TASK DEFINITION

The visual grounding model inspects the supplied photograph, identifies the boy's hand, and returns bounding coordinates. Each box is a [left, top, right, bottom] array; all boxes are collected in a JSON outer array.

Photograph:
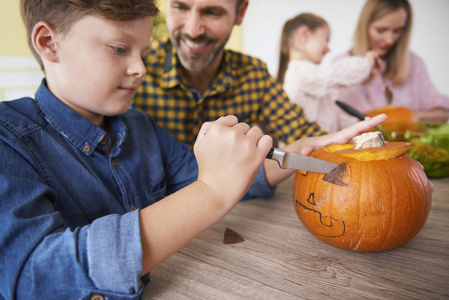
[[193, 115, 272, 205]]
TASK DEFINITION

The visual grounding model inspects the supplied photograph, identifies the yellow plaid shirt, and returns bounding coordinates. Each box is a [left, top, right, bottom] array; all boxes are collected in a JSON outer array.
[[133, 38, 325, 148]]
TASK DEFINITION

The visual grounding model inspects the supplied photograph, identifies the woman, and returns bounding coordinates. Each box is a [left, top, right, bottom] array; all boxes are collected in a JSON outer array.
[[338, 0, 449, 122]]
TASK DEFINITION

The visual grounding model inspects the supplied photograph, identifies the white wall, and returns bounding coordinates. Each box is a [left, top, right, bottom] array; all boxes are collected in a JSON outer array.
[[242, 0, 449, 96]]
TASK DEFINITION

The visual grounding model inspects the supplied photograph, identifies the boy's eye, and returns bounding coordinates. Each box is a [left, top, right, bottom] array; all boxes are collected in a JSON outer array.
[[112, 46, 127, 55]]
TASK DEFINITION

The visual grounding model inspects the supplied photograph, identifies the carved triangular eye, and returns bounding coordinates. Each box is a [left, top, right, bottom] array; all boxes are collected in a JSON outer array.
[[322, 162, 348, 187], [223, 227, 244, 244]]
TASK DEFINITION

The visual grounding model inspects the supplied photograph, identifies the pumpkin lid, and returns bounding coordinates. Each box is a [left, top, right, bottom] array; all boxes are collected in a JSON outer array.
[[323, 142, 411, 161]]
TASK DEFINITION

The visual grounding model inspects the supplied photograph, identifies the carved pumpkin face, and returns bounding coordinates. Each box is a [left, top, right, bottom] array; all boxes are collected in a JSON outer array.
[[293, 142, 432, 252]]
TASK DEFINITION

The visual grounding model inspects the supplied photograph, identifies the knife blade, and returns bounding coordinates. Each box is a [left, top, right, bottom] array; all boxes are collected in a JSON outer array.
[[266, 147, 339, 174]]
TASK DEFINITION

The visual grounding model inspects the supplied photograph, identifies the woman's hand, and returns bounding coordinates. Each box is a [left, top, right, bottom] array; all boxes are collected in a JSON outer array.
[[413, 107, 449, 123]]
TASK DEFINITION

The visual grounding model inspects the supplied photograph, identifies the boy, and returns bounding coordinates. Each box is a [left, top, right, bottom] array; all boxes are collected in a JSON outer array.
[[1, 0, 385, 298], [0, 0, 273, 298]]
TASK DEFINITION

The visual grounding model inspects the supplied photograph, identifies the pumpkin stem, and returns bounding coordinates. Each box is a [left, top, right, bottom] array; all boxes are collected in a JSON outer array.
[[352, 132, 385, 150]]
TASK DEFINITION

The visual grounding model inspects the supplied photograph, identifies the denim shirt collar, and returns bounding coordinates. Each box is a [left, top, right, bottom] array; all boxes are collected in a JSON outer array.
[[35, 80, 126, 156]]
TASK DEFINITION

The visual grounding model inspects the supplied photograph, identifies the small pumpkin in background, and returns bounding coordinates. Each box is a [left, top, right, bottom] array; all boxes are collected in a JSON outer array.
[[293, 133, 432, 252], [366, 106, 415, 126]]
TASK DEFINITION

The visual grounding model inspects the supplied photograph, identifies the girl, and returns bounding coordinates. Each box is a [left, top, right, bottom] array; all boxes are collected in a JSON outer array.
[[338, 0, 449, 122], [277, 13, 380, 132]]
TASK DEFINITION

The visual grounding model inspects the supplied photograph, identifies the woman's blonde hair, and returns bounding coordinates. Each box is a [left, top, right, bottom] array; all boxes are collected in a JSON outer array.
[[277, 13, 328, 84], [352, 0, 413, 85]]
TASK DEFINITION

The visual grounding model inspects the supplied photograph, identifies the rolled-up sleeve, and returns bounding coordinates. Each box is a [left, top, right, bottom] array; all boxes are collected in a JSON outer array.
[[87, 211, 143, 294]]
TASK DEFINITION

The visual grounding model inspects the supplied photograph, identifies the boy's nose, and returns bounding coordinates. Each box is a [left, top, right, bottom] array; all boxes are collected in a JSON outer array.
[[129, 56, 147, 77]]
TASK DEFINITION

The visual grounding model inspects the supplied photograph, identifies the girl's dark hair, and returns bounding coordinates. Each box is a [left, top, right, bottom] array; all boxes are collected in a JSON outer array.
[[21, 0, 159, 70], [277, 13, 328, 84]]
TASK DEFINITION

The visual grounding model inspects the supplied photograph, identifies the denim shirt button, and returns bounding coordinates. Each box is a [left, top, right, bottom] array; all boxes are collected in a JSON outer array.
[[100, 137, 107, 145], [83, 145, 91, 152], [111, 160, 118, 167], [90, 295, 104, 300], [130, 205, 137, 211]]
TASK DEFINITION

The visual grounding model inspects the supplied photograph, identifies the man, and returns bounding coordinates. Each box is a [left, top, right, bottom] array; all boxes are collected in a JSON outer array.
[[132, 0, 387, 188], [133, 0, 325, 149]]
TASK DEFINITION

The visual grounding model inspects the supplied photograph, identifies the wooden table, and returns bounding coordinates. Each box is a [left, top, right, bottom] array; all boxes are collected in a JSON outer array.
[[143, 175, 449, 299]]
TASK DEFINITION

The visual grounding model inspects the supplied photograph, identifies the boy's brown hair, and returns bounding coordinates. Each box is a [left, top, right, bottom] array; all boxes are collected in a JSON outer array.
[[21, 0, 159, 71]]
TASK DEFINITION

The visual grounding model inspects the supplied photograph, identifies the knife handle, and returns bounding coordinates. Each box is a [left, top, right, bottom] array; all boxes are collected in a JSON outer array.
[[335, 100, 369, 121], [266, 147, 275, 159], [266, 147, 285, 168]]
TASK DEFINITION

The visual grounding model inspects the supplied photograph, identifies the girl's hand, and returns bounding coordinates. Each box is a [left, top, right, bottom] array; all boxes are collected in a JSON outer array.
[[193, 115, 273, 205], [364, 50, 384, 76]]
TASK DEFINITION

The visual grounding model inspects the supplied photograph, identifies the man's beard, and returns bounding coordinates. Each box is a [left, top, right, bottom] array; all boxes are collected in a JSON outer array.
[[172, 32, 230, 71]]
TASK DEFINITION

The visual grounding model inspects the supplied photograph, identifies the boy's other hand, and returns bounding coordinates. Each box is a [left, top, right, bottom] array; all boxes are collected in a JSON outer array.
[[194, 115, 272, 205]]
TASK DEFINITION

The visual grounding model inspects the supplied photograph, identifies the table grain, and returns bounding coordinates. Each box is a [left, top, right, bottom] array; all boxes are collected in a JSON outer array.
[[143, 175, 449, 299]]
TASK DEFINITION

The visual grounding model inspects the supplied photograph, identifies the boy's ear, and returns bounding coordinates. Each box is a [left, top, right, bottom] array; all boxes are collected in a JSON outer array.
[[32, 21, 59, 63]]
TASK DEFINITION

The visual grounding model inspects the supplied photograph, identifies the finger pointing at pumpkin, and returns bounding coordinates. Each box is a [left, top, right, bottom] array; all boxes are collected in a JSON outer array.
[[263, 114, 388, 187], [328, 114, 388, 145]]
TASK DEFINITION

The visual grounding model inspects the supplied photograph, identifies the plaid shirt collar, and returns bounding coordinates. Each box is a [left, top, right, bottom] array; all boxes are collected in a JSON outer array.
[[160, 40, 233, 97]]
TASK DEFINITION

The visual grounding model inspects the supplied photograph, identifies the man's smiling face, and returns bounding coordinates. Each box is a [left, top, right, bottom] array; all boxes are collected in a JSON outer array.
[[166, 0, 243, 72]]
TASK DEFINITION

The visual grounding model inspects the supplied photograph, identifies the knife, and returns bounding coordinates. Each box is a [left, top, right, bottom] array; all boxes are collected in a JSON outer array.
[[335, 100, 369, 121], [335, 100, 385, 132], [266, 147, 338, 174]]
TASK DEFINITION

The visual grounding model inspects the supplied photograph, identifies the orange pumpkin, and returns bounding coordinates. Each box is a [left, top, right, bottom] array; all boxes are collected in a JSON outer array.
[[293, 142, 432, 252], [366, 106, 414, 124]]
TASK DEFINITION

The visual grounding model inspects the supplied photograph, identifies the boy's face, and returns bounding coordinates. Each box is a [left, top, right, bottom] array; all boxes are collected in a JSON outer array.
[[46, 15, 153, 127]]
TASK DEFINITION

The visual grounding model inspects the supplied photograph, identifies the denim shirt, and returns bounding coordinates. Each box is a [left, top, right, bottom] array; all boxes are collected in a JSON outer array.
[[0, 82, 274, 299]]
